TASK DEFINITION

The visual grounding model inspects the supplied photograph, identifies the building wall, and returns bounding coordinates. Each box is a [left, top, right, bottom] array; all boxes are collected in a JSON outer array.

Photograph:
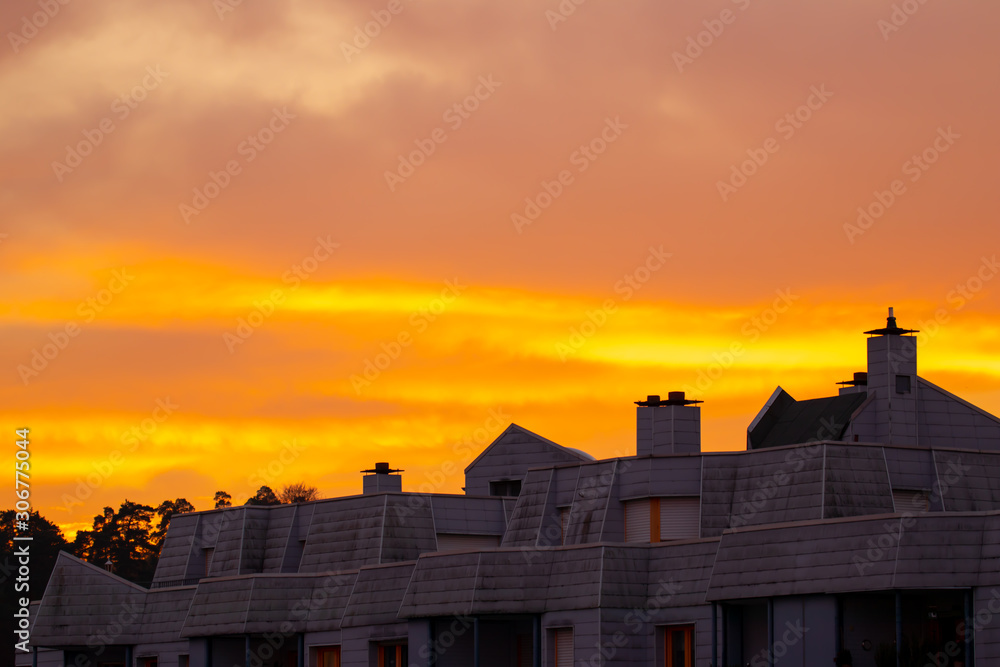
[[464, 427, 587, 497], [974, 586, 1000, 665]]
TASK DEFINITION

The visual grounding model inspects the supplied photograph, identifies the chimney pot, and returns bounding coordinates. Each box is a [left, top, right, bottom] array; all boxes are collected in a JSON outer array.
[[667, 391, 685, 402]]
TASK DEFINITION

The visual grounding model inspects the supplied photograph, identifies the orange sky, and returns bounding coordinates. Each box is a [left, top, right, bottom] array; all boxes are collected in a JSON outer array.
[[2, 0, 999, 539]]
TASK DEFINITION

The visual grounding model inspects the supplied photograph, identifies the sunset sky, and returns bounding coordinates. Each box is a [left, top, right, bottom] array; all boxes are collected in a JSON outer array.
[[2, 0, 999, 539]]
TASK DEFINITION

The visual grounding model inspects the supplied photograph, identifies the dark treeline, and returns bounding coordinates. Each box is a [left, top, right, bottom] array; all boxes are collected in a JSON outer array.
[[1, 482, 319, 595]]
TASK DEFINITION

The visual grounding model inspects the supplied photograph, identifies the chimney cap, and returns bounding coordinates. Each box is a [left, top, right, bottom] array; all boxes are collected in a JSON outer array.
[[635, 391, 703, 407], [361, 462, 403, 475], [836, 371, 869, 387], [864, 306, 918, 336]]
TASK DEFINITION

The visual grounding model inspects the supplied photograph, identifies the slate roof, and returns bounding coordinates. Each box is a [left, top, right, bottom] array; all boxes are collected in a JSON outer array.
[[563, 461, 618, 545], [138, 586, 197, 643], [180, 571, 359, 637], [706, 511, 1000, 600], [32, 552, 147, 646], [342, 562, 416, 628], [464, 423, 592, 473], [398, 540, 720, 619], [500, 469, 554, 547], [748, 389, 866, 449], [823, 444, 894, 518]]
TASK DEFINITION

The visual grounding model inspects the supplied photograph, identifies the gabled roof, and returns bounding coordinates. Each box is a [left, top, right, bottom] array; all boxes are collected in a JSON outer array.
[[464, 423, 592, 474], [748, 388, 866, 449], [32, 552, 147, 646]]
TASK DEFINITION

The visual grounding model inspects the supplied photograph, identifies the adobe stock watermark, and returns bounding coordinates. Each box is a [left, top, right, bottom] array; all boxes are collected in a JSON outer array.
[[223, 236, 339, 352], [555, 246, 671, 361], [682, 288, 798, 396], [384, 75, 502, 192], [17, 268, 134, 385], [511, 116, 628, 234], [852, 458, 970, 575], [727, 433, 825, 530], [340, 0, 416, 62], [350, 279, 467, 393], [7, 0, 71, 54], [213, 0, 244, 20], [716, 85, 833, 202], [746, 620, 809, 667], [544, 0, 591, 31], [59, 398, 178, 511], [51, 66, 169, 182], [925, 588, 1000, 667], [394, 407, 509, 521], [248, 439, 307, 488], [877, 0, 931, 41], [582, 577, 682, 665], [179, 107, 296, 223], [672, 0, 753, 73], [843, 126, 959, 244]]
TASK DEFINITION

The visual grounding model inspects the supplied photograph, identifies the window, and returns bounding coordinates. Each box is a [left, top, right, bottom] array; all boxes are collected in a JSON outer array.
[[204, 548, 214, 577], [489, 479, 522, 497], [660, 498, 700, 540], [178, 657, 189, 667], [664, 625, 694, 667], [435, 534, 500, 552], [625, 499, 652, 542], [896, 374, 912, 394], [552, 628, 573, 667], [893, 489, 930, 513], [627, 498, 700, 542], [139, 659, 157, 667], [316, 646, 340, 667], [378, 643, 407, 667]]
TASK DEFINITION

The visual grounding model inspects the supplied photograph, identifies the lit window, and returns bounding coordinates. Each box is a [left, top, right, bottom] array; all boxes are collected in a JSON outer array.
[[664, 625, 694, 667], [204, 548, 214, 577], [316, 646, 340, 667]]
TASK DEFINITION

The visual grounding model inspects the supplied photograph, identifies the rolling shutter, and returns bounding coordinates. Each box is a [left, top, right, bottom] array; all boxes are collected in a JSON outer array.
[[892, 489, 929, 513], [436, 533, 500, 552], [625, 500, 651, 542], [554, 628, 573, 667], [660, 497, 700, 540]]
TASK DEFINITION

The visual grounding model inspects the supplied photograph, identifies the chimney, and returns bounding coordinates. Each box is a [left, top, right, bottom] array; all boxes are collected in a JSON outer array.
[[836, 371, 868, 395], [636, 391, 702, 455], [864, 307, 920, 445], [361, 462, 403, 494]]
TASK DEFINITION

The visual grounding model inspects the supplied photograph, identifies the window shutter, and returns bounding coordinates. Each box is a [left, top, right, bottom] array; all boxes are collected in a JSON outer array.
[[625, 500, 651, 542], [892, 489, 929, 513], [436, 534, 501, 552], [660, 497, 701, 540], [555, 628, 573, 667]]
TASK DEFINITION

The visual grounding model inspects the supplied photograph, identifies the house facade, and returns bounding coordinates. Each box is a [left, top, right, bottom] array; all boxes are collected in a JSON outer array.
[[19, 310, 1000, 667]]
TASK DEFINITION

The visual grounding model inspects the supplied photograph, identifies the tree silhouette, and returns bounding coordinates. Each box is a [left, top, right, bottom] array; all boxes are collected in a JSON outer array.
[[72, 500, 157, 584], [0, 510, 69, 660], [0, 510, 68, 599], [245, 485, 280, 506], [152, 498, 195, 549], [213, 490, 232, 508], [278, 482, 320, 504]]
